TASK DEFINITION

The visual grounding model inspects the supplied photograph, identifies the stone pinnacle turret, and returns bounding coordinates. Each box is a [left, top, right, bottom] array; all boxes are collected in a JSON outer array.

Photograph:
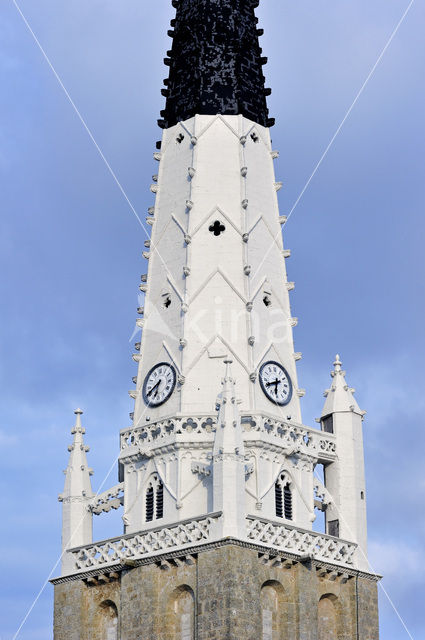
[[212, 359, 246, 538], [58, 409, 94, 572], [322, 354, 364, 417], [320, 356, 369, 569]]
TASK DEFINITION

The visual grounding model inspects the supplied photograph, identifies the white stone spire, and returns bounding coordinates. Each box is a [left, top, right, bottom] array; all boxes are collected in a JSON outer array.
[[131, 114, 302, 426], [58, 409, 93, 573], [212, 360, 246, 538], [320, 357, 369, 570]]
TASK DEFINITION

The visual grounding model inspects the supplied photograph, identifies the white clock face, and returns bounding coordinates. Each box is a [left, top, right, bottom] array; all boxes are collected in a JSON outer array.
[[259, 361, 293, 406], [142, 363, 176, 407]]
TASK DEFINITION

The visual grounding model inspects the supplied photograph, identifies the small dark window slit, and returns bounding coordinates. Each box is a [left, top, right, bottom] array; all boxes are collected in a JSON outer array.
[[263, 295, 272, 307], [284, 483, 293, 520], [146, 486, 154, 522], [209, 220, 226, 236], [275, 483, 283, 518], [156, 483, 164, 519]]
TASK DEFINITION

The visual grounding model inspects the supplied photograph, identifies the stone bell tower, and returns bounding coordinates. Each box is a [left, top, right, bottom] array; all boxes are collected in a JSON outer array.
[[52, 2, 380, 639]]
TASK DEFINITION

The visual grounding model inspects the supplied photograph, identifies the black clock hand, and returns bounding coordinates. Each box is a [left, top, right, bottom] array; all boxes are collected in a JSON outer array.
[[147, 381, 161, 397], [266, 378, 280, 390]]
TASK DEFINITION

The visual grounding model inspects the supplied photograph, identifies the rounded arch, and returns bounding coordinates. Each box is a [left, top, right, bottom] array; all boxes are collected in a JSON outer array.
[[318, 594, 342, 640], [260, 581, 286, 640], [166, 585, 195, 640], [93, 600, 118, 640]]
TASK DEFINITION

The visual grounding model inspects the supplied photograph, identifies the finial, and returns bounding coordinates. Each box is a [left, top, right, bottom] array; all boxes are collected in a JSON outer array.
[[224, 359, 233, 380], [333, 354, 342, 372], [72, 408, 84, 435]]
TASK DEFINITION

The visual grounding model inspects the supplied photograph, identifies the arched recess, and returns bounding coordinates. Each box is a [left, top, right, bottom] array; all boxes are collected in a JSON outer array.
[[260, 580, 286, 640], [166, 585, 195, 640], [93, 600, 118, 640], [318, 594, 341, 640]]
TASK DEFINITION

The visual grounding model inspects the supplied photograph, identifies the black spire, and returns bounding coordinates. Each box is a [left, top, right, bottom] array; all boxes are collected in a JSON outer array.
[[158, 0, 274, 129]]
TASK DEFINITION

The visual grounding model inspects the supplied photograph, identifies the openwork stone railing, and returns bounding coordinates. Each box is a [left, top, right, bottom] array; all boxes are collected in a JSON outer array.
[[246, 516, 357, 566], [120, 413, 336, 461], [70, 512, 221, 572], [68, 513, 357, 575], [120, 415, 217, 449], [241, 413, 336, 459]]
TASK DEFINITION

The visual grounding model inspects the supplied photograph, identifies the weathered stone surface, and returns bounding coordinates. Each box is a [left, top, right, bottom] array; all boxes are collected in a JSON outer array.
[[53, 544, 379, 639], [159, 0, 274, 129]]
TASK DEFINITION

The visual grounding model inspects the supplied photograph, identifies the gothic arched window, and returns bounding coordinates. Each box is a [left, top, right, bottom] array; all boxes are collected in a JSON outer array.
[[275, 473, 293, 520], [145, 474, 164, 523]]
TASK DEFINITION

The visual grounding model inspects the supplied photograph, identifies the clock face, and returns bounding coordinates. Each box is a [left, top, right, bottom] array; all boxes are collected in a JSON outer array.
[[259, 361, 293, 406], [142, 362, 176, 407]]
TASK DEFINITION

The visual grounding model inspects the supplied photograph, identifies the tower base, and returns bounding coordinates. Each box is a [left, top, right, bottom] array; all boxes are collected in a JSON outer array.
[[53, 541, 379, 639]]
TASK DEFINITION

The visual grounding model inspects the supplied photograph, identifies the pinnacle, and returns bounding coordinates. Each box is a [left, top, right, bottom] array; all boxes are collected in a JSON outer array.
[[71, 407, 85, 436], [214, 360, 244, 455], [223, 358, 233, 381], [321, 355, 363, 417], [333, 354, 342, 372], [62, 409, 93, 501]]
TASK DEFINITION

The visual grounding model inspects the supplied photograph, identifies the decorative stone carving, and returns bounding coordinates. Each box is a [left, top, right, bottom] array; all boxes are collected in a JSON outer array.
[[191, 461, 211, 477], [71, 513, 222, 571], [90, 484, 124, 515], [246, 517, 357, 566]]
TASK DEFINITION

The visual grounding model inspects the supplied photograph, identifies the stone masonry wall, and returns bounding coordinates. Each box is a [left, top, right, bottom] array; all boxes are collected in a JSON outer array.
[[53, 544, 379, 639]]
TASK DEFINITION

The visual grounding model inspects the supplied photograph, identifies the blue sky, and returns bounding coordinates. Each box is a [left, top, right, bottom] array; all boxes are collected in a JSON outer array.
[[0, 0, 424, 638]]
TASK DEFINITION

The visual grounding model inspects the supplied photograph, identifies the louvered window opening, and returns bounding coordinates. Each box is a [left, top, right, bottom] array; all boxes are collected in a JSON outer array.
[[146, 486, 154, 522], [275, 483, 283, 518], [284, 483, 293, 520], [156, 483, 164, 519], [275, 478, 293, 521], [146, 480, 164, 523]]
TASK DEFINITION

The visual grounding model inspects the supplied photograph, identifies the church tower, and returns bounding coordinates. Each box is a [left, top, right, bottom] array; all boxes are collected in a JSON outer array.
[[52, 2, 380, 638]]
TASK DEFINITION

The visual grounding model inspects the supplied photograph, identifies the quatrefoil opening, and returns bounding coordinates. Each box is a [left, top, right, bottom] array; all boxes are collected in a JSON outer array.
[[209, 220, 226, 237]]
